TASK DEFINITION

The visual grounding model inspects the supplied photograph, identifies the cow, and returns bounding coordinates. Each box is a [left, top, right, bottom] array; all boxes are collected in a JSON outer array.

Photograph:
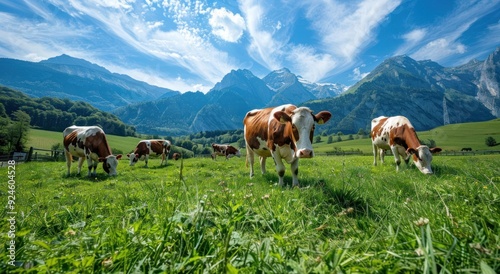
[[461, 147, 472, 152], [211, 143, 241, 160], [371, 116, 442, 174], [63, 125, 122, 177], [127, 140, 171, 167], [243, 104, 332, 187], [172, 152, 181, 160]]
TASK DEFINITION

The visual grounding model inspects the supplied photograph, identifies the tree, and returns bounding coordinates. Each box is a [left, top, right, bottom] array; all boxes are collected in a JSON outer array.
[[315, 136, 322, 143], [485, 136, 497, 147], [327, 135, 333, 144], [8, 110, 31, 151]]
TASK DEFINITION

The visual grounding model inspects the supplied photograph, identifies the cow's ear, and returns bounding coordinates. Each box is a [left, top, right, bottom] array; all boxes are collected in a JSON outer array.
[[135, 153, 139, 158], [430, 147, 442, 154], [126, 153, 131, 157], [314, 111, 332, 124], [274, 111, 291, 124], [116, 154, 123, 160], [406, 148, 417, 155]]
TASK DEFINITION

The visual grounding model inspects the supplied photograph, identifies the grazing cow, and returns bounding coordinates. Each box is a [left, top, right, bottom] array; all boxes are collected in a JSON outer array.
[[172, 153, 181, 160], [211, 143, 241, 160], [63, 125, 122, 176], [461, 147, 472, 152], [127, 140, 171, 167], [371, 116, 442, 174], [243, 104, 332, 186]]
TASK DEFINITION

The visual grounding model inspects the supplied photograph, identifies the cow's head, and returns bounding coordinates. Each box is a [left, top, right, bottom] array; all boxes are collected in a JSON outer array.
[[126, 153, 140, 166], [99, 154, 122, 176], [407, 146, 442, 174], [274, 107, 331, 158]]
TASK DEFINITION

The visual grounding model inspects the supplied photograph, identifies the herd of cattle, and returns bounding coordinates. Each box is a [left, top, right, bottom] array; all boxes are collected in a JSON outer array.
[[63, 104, 442, 185]]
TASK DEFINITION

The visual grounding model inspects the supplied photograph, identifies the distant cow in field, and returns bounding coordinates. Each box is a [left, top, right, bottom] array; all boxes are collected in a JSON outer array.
[[63, 125, 122, 176], [127, 140, 171, 167], [371, 116, 442, 174], [172, 153, 181, 160], [244, 104, 331, 186], [461, 147, 472, 151], [211, 143, 241, 160]]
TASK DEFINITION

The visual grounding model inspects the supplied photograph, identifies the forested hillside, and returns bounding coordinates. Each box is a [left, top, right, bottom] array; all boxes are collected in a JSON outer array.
[[0, 86, 136, 136]]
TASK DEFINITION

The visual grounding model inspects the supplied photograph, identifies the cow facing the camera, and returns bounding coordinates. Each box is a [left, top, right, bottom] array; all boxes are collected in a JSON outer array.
[[244, 104, 332, 187]]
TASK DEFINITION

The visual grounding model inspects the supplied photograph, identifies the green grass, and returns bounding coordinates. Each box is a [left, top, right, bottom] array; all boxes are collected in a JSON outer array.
[[27, 129, 144, 154], [28, 119, 500, 156], [1, 154, 499, 273], [316, 118, 500, 154]]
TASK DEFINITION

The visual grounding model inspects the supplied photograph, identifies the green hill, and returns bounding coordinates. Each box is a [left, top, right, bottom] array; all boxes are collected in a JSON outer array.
[[28, 119, 500, 157], [314, 118, 500, 154]]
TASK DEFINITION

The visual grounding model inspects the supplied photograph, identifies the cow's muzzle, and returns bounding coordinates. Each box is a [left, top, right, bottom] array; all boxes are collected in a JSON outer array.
[[297, 149, 313, 158]]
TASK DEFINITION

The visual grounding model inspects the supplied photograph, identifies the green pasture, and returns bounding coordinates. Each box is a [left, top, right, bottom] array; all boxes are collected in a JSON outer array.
[[316, 119, 500, 154], [27, 130, 144, 155], [26, 118, 500, 156], [1, 153, 499, 272]]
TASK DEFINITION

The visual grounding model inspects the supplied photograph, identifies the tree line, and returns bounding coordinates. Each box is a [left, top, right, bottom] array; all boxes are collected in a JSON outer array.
[[0, 86, 136, 135]]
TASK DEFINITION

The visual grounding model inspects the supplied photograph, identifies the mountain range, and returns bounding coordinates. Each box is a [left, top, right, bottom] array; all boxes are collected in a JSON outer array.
[[0, 54, 179, 111], [0, 47, 499, 136]]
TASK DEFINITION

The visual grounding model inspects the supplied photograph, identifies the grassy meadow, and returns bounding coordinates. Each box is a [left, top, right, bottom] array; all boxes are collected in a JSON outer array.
[[26, 118, 500, 155], [1, 152, 499, 273], [1, 119, 498, 272]]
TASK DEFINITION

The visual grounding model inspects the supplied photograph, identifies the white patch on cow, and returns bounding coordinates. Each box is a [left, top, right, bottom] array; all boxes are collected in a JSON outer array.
[[290, 107, 315, 158], [253, 136, 271, 157]]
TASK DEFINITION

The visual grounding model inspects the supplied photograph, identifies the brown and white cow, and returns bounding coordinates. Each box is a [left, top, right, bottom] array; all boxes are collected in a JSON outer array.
[[63, 125, 122, 177], [371, 116, 442, 174], [244, 104, 331, 186], [127, 140, 171, 167], [211, 143, 241, 160], [172, 152, 181, 160]]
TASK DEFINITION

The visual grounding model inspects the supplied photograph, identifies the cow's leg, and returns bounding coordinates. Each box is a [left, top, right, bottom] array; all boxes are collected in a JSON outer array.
[[259, 156, 267, 174], [65, 151, 72, 176], [144, 154, 149, 168], [92, 159, 98, 176], [402, 148, 411, 165], [160, 152, 165, 166], [272, 153, 286, 186], [86, 155, 94, 177], [291, 158, 299, 187], [372, 145, 379, 166], [246, 147, 255, 177], [391, 146, 401, 171], [77, 157, 84, 175], [380, 149, 385, 163]]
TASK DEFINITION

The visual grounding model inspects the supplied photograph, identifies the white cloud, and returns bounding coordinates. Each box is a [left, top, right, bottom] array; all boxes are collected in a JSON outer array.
[[239, 0, 284, 70], [401, 0, 500, 64], [308, 0, 402, 61], [239, 0, 402, 82], [286, 45, 336, 82], [352, 66, 369, 81], [209, 7, 246, 42], [412, 38, 467, 61], [403, 29, 426, 43]]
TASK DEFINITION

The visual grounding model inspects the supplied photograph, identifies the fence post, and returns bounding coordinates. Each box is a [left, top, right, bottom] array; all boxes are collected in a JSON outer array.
[[26, 147, 34, 162]]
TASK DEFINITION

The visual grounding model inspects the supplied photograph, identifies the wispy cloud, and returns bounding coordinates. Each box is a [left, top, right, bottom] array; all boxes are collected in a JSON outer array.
[[398, 0, 500, 64], [240, 0, 401, 82]]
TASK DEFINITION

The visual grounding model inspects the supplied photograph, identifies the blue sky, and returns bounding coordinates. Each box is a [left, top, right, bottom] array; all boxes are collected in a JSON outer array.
[[0, 0, 499, 93]]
